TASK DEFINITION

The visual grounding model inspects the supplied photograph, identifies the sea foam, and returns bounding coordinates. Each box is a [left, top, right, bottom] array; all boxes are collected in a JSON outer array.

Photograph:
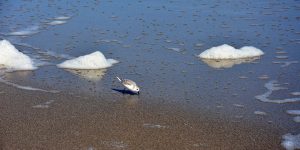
[[47, 16, 70, 26], [255, 80, 300, 104], [198, 44, 264, 59], [54, 16, 71, 20], [282, 133, 300, 150], [57, 51, 118, 69], [286, 110, 300, 115], [0, 78, 58, 93], [32, 100, 55, 108], [0, 40, 36, 70], [47, 20, 67, 26], [143, 123, 167, 129], [8, 25, 39, 36]]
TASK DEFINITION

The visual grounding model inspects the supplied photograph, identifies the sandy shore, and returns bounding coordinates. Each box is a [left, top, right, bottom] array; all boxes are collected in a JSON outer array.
[[0, 83, 284, 150], [1, 0, 300, 149]]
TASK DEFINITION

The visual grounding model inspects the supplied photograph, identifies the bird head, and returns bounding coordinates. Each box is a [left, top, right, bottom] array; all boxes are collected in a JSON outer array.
[[133, 86, 140, 93]]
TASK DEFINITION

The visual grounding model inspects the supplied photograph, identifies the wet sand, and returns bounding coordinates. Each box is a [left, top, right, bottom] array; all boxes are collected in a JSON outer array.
[[0, 83, 284, 149]]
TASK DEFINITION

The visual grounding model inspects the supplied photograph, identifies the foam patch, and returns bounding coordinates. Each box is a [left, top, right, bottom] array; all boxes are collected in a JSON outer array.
[[8, 25, 39, 36], [57, 51, 118, 69], [282, 133, 300, 150], [255, 80, 300, 104], [199, 44, 264, 59], [0, 40, 36, 70]]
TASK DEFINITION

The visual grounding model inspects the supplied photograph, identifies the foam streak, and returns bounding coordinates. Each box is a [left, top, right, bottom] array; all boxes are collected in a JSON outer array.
[[255, 80, 300, 104]]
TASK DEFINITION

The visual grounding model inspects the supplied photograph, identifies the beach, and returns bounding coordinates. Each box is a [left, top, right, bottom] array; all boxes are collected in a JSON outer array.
[[0, 0, 299, 149], [0, 83, 284, 149]]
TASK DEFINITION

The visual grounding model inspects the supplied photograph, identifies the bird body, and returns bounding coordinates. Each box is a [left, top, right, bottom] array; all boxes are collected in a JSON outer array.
[[116, 77, 140, 94]]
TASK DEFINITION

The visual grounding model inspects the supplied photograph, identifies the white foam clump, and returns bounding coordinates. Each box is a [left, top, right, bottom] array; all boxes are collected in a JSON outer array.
[[198, 44, 264, 59], [255, 80, 300, 104], [0, 40, 36, 70], [57, 51, 118, 69], [282, 133, 300, 150]]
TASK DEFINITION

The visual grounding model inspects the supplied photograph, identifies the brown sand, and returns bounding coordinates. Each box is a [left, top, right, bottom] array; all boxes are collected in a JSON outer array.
[[0, 83, 283, 150]]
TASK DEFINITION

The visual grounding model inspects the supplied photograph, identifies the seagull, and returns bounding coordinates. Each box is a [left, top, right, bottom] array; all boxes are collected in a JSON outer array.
[[116, 76, 140, 94]]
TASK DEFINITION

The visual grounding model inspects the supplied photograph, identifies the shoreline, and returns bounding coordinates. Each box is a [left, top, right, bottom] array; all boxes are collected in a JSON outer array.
[[0, 83, 285, 149]]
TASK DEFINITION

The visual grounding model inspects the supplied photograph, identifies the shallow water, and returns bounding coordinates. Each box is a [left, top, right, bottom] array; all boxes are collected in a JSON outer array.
[[0, 0, 300, 149]]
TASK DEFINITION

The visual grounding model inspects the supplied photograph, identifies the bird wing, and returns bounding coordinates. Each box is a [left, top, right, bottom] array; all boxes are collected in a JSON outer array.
[[124, 84, 135, 91], [123, 79, 137, 86]]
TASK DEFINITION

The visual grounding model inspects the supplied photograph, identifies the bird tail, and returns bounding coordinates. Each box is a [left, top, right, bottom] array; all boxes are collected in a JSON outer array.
[[116, 76, 122, 82]]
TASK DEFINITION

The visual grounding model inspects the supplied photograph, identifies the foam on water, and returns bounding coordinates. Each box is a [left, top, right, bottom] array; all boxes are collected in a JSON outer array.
[[12, 42, 72, 61], [281, 133, 300, 150], [280, 61, 299, 67], [286, 110, 300, 115], [101, 141, 128, 149], [255, 80, 300, 104], [0, 40, 36, 71], [198, 44, 264, 59], [0, 78, 58, 93], [293, 116, 300, 123], [254, 111, 267, 116], [233, 104, 244, 108], [291, 92, 300, 96], [286, 110, 300, 123], [258, 75, 269, 80], [32, 100, 54, 109], [167, 47, 181, 52], [32, 104, 49, 109], [54, 16, 71, 20], [143, 123, 167, 129], [8, 25, 39, 36], [47, 20, 67, 26], [57, 51, 118, 69]]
